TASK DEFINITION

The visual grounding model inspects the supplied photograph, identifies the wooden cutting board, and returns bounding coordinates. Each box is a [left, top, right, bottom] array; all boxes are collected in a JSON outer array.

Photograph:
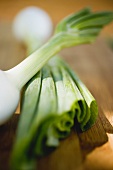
[[0, 22, 113, 170]]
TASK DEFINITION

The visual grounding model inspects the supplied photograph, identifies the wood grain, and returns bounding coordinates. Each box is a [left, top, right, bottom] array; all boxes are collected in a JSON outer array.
[[0, 23, 113, 170]]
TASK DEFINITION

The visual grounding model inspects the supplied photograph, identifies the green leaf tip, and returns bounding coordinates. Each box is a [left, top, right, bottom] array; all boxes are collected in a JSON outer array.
[[55, 8, 113, 47]]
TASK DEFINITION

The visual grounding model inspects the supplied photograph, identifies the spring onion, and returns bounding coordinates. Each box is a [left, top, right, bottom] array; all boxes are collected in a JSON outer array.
[[0, 8, 113, 124], [12, 6, 53, 53], [9, 7, 113, 170]]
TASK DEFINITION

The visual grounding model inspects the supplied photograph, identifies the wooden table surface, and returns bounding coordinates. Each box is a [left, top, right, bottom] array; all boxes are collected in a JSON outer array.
[[0, 20, 113, 170]]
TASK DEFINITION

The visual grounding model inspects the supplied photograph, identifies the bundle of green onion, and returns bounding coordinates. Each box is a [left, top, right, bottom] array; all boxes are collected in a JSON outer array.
[[10, 8, 113, 169]]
